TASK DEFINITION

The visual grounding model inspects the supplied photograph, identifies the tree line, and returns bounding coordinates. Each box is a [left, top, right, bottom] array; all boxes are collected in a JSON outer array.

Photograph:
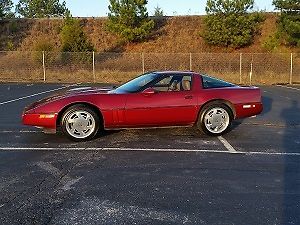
[[0, 0, 299, 50]]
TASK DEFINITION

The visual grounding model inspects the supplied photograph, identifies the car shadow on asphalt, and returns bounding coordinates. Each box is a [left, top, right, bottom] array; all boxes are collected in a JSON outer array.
[[281, 100, 300, 224], [261, 96, 273, 116]]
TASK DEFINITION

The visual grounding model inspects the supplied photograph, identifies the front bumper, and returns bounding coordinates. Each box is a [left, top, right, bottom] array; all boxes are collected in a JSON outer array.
[[22, 113, 58, 129]]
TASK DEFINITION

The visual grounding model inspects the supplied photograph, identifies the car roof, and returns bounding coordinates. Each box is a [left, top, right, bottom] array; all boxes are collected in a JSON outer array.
[[153, 71, 197, 76]]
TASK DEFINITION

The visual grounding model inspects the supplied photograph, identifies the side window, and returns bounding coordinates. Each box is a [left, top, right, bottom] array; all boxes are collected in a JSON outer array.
[[152, 75, 192, 92], [181, 76, 192, 91], [153, 76, 173, 92], [202, 75, 235, 89]]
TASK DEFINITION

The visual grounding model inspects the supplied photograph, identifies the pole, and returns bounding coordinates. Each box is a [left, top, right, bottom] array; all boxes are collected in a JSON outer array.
[[239, 53, 242, 84], [290, 53, 293, 85], [93, 51, 95, 83], [42, 51, 46, 82], [250, 54, 253, 86], [142, 52, 145, 73], [190, 53, 192, 71]]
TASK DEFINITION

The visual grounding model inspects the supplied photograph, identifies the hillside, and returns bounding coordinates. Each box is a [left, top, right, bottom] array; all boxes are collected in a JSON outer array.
[[0, 14, 298, 53]]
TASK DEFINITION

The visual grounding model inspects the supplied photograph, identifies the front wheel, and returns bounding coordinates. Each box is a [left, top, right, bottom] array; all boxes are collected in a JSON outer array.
[[60, 105, 100, 141], [197, 104, 232, 136]]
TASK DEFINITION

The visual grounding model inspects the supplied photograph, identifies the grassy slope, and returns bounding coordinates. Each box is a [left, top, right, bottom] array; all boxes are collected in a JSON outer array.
[[0, 14, 297, 53]]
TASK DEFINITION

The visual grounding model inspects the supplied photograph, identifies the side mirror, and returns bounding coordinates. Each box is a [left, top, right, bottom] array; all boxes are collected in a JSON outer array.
[[142, 88, 157, 96]]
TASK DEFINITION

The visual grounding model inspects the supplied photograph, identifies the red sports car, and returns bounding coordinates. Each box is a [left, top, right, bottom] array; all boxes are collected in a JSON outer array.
[[22, 71, 263, 141]]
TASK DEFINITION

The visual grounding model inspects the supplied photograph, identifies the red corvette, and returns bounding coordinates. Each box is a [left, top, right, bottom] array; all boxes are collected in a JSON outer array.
[[22, 71, 263, 141]]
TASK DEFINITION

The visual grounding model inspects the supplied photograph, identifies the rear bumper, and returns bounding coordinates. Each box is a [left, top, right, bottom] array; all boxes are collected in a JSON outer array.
[[22, 113, 58, 129], [235, 102, 263, 119]]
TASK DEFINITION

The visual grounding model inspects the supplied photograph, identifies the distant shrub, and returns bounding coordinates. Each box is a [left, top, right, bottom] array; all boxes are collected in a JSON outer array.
[[60, 16, 95, 52], [273, 0, 300, 47], [0, 0, 14, 19], [6, 40, 14, 51], [8, 21, 18, 34], [153, 6, 164, 17], [278, 14, 300, 47], [34, 38, 54, 52], [32, 38, 55, 64], [262, 33, 281, 51], [106, 0, 155, 42], [16, 0, 69, 18], [203, 0, 265, 48]]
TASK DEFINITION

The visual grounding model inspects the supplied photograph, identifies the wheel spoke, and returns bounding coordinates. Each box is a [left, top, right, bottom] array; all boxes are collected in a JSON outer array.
[[85, 115, 92, 121], [70, 126, 77, 134], [86, 124, 93, 129], [207, 117, 213, 125], [68, 118, 77, 124], [220, 112, 227, 118], [76, 112, 83, 120]]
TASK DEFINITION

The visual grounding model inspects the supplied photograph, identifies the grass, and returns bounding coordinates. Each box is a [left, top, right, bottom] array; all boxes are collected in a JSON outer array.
[[0, 52, 299, 85]]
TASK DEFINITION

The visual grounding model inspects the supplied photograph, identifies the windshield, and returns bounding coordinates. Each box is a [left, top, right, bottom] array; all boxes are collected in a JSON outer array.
[[111, 73, 158, 93]]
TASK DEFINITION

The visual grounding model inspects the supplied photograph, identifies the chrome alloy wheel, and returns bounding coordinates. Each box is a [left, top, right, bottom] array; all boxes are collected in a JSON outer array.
[[65, 110, 96, 139], [204, 107, 230, 134]]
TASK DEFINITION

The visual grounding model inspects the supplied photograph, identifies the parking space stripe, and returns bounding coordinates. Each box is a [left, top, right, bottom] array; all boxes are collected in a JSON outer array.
[[277, 85, 300, 91], [0, 147, 300, 156], [217, 136, 237, 153], [0, 147, 225, 153], [0, 85, 75, 106], [0, 130, 40, 133]]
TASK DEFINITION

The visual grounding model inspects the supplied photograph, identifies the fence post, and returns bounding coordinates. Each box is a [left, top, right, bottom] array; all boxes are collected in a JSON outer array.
[[142, 52, 145, 73], [239, 53, 242, 84], [42, 51, 46, 82], [93, 51, 95, 83], [290, 53, 293, 85], [190, 53, 192, 71], [250, 54, 253, 86]]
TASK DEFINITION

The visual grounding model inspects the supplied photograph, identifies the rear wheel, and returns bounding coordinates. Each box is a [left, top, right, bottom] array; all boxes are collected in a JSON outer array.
[[60, 105, 100, 141], [197, 103, 232, 136]]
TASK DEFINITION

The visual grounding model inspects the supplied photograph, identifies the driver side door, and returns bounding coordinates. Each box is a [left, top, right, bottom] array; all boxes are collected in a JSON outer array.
[[124, 74, 198, 127]]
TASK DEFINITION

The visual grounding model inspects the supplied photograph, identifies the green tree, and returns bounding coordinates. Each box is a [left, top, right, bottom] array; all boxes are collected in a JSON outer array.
[[107, 0, 155, 42], [16, 0, 69, 18], [273, 0, 300, 47], [60, 16, 95, 52], [203, 0, 264, 48], [153, 5, 164, 17], [0, 0, 14, 19]]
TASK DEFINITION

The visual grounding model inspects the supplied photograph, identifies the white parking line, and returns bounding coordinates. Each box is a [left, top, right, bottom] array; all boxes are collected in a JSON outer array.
[[277, 85, 300, 91], [0, 85, 75, 106], [0, 130, 40, 133], [0, 147, 300, 156], [217, 136, 237, 153], [1, 147, 225, 153]]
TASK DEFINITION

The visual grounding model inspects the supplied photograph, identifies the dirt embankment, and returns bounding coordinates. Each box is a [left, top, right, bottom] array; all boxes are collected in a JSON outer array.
[[0, 14, 297, 53]]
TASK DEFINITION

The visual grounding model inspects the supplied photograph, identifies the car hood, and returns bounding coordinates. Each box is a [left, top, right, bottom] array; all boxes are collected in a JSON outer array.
[[24, 86, 114, 112]]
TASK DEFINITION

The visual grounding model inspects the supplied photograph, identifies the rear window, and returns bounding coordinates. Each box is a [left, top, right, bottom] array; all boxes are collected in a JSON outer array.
[[202, 75, 235, 89]]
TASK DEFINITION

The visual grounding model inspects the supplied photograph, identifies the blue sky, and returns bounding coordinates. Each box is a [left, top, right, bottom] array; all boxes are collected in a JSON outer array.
[[12, 0, 275, 17]]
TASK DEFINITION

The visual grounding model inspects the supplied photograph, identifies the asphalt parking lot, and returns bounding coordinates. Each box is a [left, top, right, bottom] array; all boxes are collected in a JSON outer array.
[[0, 83, 299, 225]]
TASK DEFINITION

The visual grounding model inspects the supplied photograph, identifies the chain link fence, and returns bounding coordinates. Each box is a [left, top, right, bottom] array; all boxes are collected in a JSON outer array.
[[0, 51, 299, 84]]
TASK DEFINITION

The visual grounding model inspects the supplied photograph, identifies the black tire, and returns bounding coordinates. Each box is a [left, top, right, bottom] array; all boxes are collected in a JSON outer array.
[[60, 104, 100, 141], [197, 103, 233, 136]]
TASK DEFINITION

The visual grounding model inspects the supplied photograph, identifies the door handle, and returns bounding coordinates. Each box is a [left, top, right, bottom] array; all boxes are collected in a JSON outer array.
[[185, 95, 193, 99]]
